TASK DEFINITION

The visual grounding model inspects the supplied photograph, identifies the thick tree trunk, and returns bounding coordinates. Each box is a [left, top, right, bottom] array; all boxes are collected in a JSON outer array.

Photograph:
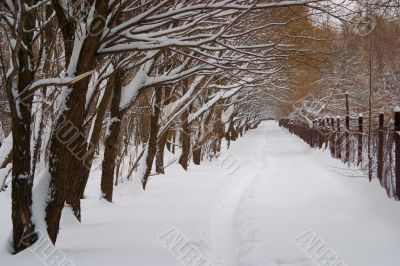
[[156, 87, 171, 174], [101, 72, 123, 202], [230, 120, 238, 141], [213, 111, 224, 155], [142, 89, 163, 189], [9, 5, 37, 253], [46, 82, 89, 242], [192, 147, 201, 165], [179, 109, 191, 170], [69, 74, 113, 206], [156, 130, 168, 174], [192, 117, 208, 165], [69, 13, 124, 206], [192, 133, 200, 165], [45, 0, 108, 243]]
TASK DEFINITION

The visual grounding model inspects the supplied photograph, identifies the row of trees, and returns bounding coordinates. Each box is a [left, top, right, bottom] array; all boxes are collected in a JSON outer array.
[[0, 0, 368, 254]]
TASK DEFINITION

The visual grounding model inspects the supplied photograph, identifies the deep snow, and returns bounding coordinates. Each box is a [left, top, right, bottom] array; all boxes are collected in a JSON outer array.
[[1, 121, 400, 266]]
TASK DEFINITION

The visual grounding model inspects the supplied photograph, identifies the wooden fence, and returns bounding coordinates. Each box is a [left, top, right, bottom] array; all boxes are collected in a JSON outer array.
[[279, 110, 400, 199]]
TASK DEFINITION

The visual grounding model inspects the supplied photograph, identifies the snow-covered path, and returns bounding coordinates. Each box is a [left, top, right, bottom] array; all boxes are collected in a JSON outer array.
[[232, 121, 400, 266], [2, 121, 400, 266]]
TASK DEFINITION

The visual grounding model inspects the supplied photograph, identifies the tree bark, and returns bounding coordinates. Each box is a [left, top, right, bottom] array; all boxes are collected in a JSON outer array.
[[156, 130, 168, 174], [8, 3, 37, 252], [224, 123, 231, 148], [212, 110, 224, 155], [101, 71, 123, 202], [192, 147, 201, 165], [45, 0, 108, 243], [179, 109, 191, 170], [69, 73, 113, 206], [142, 89, 163, 189], [156, 87, 172, 174], [230, 120, 238, 141]]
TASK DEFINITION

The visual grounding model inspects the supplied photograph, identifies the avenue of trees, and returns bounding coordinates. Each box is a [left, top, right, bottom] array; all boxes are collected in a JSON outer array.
[[0, 0, 398, 255]]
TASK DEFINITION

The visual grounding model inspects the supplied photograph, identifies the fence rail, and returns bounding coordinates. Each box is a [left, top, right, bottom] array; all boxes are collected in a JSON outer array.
[[279, 111, 400, 200]]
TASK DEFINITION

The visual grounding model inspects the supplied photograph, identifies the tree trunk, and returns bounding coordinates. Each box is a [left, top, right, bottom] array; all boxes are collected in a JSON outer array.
[[46, 82, 89, 242], [142, 89, 163, 189], [101, 71, 123, 202], [71, 74, 113, 204], [192, 147, 201, 165], [179, 109, 191, 170], [213, 111, 224, 155], [45, 0, 108, 243], [224, 124, 231, 148], [9, 5, 37, 253], [156, 130, 168, 174], [230, 120, 238, 141]]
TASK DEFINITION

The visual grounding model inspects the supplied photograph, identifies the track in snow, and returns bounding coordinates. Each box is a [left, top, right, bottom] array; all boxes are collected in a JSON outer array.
[[210, 121, 400, 266]]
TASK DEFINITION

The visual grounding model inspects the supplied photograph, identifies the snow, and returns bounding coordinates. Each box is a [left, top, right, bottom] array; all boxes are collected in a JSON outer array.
[[163, 75, 204, 120], [188, 87, 241, 124], [221, 105, 235, 124], [119, 52, 157, 110], [24, 77, 75, 93], [11, 87, 22, 119], [31, 168, 52, 233], [0, 135, 12, 167], [109, 117, 120, 124], [0, 164, 11, 191], [1, 121, 400, 266]]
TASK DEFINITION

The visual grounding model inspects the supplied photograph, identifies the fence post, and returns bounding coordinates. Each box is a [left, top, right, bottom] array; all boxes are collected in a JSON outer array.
[[358, 115, 363, 166], [320, 117, 324, 149], [317, 117, 322, 149], [394, 108, 400, 198], [344, 92, 350, 163], [377, 113, 384, 181], [345, 114, 350, 163], [328, 117, 331, 148], [323, 117, 328, 148], [336, 117, 341, 159]]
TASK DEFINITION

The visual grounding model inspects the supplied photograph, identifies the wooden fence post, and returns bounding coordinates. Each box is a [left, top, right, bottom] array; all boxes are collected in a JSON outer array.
[[331, 117, 335, 156], [394, 109, 400, 198], [377, 113, 384, 181], [358, 115, 363, 166], [337, 117, 341, 159], [317, 117, 322, 149], [345, 114, 350, 163]]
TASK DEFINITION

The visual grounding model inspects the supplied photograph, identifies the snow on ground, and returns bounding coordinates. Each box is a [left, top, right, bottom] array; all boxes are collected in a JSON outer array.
[[1, 121, 400, 266]]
